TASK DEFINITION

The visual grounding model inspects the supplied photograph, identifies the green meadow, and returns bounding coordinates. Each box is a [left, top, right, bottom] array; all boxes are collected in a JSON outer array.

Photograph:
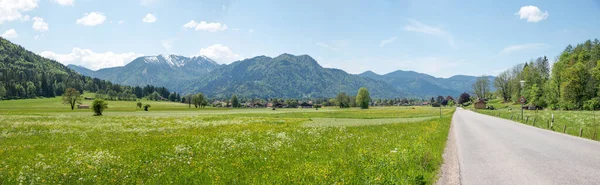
[[0, 96, 454, 184], [475, 100, 600, 140]]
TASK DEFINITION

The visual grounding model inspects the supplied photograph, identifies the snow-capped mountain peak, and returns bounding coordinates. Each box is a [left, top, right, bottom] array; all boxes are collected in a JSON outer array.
[[139, 54, 219, 69]]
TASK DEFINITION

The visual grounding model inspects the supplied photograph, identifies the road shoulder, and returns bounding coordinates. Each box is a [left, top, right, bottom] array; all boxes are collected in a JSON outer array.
[[436, 113, 460, 185]]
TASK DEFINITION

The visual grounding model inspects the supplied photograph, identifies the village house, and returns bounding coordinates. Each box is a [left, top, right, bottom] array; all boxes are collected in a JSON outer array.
[[299, 101, 313, 108]]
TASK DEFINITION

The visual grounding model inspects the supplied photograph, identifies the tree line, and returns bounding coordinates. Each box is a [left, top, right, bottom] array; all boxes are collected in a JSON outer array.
[[490, 39, 600, 110]]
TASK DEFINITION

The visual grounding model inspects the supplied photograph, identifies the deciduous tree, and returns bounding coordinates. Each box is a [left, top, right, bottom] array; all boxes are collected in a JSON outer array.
[[62, 88, 82, 110], [356, 87, 371, 109]]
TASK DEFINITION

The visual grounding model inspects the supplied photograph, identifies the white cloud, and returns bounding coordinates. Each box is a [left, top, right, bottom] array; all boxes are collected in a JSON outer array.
[[500, 43, 549, 55], [161, 38, 178, 53], [52, 0, 74, 6], [32, 16, 48, 32], [248, 29, 253, 33], [316, 40, 350, 51], [1, 29, 18, 38], [183, 20, 228, 32], [76, 12, 106, 26], [198, 44, 240, 64], [404, 19, 457, 49], [142, 13, 156, 23], [39, 48, 142, 70], [516, 5, 548, 22], [0, 0, 38, 24], [316, 42, 338, 51], [117, 20, 124, 24], [380, 36, 397, 47]]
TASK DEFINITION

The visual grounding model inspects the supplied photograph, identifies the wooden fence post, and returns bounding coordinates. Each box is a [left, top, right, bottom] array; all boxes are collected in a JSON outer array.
[[510, 115, 514, 120], [563, 125, 567, 133], [579, 128, 584, 137], [526, 116, 529, 124], [532, 118, 536, 126]]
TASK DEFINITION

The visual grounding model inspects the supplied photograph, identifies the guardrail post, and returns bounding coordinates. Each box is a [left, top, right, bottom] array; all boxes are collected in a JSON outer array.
[[526, 116, 529, 124], [563, 125, 567, 133], [532, 118, 536, 126], [579, 128, 584, 137]]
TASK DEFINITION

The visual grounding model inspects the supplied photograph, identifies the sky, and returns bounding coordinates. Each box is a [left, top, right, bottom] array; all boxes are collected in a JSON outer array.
[[1, 0, 600, 78]]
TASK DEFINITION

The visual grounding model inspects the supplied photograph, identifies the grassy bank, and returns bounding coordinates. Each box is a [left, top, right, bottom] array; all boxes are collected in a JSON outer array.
[[474, 100, 600, 140]]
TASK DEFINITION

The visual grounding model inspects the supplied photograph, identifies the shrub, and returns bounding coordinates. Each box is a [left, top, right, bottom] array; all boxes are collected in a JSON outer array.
[[144, 104, 151, 111], [92, 99, 108, 116], [137, 102, 143, 109]]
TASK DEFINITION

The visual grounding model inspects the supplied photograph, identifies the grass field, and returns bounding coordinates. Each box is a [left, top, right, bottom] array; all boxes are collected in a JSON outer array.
[[0, 96, 454, 184], [474, 99, 600, 140]]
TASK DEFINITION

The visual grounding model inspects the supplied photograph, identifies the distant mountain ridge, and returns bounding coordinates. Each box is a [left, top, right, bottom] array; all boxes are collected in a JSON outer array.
[[69, 53, 493, 98], [358, 70, 495, 98], [184, 54, 403, 98]]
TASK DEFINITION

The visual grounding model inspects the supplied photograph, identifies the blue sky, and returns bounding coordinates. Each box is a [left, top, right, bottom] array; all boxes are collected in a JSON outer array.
[[1, 0, 599, 77]]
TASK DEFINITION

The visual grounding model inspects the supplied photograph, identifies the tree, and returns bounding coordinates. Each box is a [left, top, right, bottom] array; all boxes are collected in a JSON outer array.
[[195, 93, 206, 108], [458, 92, 471, 105], [529, 84, 543, 106], [436, 96, 444, 104], [144, 104, 151, 111], [231, 95, 240, 108], [186, 94, 193, 108], [92, 99, 108, 116], [0, 84, 6, 100], [335, 92, 349, 108], [356, 87, 371, 109], [472, 76, 491, 99], [561, 62, 589, 109], [137, 102, 142, 109], [494, 71, 512, 102], [448, 99, 456, 107], [62, 88, 82, 110]]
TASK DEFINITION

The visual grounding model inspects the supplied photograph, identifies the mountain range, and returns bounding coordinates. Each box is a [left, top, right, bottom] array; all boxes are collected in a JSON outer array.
[[68, 53, 494, 98]]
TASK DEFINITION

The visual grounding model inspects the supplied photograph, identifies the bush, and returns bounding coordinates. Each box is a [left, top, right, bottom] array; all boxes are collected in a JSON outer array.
[[137, 102, 143, 109], [144, 104, 151, 111], [92, 99, 108, 116]]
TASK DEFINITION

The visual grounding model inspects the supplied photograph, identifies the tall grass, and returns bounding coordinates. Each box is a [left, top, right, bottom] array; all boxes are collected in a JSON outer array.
[[0, 98, 453, 184]]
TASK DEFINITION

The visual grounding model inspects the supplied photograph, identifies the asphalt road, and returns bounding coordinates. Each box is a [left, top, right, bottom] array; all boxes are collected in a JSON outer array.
[[452, 108, 600, 185]]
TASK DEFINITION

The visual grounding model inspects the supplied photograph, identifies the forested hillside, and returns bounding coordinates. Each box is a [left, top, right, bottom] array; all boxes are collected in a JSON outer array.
[[494, 39, 600, 110], [0, 37, 175, 101], [186, 54, 403, 98]]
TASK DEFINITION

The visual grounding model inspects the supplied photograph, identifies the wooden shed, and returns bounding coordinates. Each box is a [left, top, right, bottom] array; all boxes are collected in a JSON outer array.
[[473, 99, 486, 109]]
